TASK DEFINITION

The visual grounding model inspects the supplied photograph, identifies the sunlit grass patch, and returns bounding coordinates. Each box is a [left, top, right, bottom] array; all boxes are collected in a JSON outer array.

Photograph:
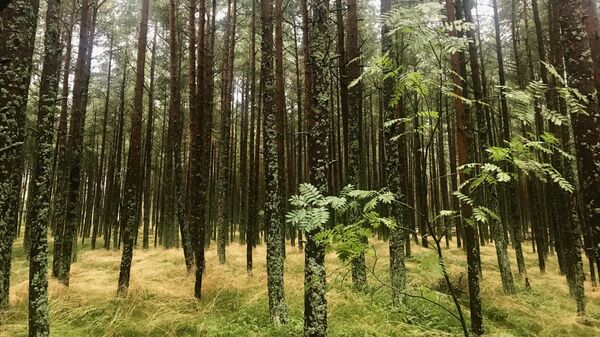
[[1, 238, 599, 336]]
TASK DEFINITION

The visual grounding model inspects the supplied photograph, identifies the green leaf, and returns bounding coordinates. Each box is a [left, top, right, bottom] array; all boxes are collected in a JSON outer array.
[[487, 147, 511, 162], [472, 207, 488, 224], [497, 171, 511, 182], [453, 191, 474, 206]]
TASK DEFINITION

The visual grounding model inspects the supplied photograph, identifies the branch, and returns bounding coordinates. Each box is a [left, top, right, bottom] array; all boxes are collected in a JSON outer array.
[[0, 142, 23, 154]]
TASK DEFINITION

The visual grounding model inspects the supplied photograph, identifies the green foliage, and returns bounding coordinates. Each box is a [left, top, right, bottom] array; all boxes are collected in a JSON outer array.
[[452, 63, 580, 204], [483, 137, 575, 193], [359, 1, 471, 138], [287, 184, 395, 262]]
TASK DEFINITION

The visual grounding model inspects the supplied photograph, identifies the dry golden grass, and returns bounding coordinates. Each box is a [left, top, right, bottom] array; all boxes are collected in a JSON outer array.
[[1, 238, 599, 336]]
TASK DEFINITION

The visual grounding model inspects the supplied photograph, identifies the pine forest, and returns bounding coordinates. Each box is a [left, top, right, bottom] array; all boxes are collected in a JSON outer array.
[[1, 0, 600, 336]]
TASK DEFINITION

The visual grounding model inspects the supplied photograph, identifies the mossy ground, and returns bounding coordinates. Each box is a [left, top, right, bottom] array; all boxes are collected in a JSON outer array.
[[1, 237, 599, 336]]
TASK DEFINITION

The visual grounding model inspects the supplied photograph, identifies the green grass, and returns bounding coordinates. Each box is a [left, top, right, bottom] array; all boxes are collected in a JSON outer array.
[[1, 238, 599, 336]]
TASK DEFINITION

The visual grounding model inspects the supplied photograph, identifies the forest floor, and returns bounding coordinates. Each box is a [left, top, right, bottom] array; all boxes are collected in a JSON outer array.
[[1, 237, 600, 337]]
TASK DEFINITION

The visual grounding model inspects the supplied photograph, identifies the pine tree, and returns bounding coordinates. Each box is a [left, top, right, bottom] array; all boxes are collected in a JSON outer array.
[[346, 0, 367, 289], [458, 0, 484, 333], [26, 0, 62, 333], [304, 0, 331, 335], [217, 0, 237, 264], [142, 26, 158, 250], [556, 0, 600, 316], [261, 0, 289, 324], [0, 0, 39, 308], [51, 0, 77, 277], [381, 0, 407, 306], [117, 0, 150, 296], [247, 0, 259, 273], [58, 0, 97, 285], [91, 35, 114, 250]]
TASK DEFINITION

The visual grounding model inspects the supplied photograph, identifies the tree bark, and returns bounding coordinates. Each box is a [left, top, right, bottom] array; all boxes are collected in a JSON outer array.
[[582, 0, 600, 93], [458, 0, 484, 333], [557, 0, 600, 317], [247, 0, 258, 273], [216, 0, 237, 263], [91, 36, 114, 250], [142, 26, 158, 250], [27, 0, 60, 333], [117, 0, 150, 296], [262, 0, 289, 324], [0, 0, 39, 307], [304, 0, 331, 335], [58, 0, 96, 285]]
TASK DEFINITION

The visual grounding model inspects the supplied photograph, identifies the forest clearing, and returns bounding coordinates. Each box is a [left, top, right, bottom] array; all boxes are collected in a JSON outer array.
[[2, 240, 599, 337]]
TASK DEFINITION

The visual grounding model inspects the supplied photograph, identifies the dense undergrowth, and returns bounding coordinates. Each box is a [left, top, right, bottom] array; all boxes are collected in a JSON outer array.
[[1, 239, 599, 337]]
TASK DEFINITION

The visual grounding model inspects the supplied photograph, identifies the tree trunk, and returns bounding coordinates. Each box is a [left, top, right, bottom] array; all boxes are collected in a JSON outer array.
[[58, 0, 96, 285], [582, 0, 600, 93], [381, 0, 407, 306], [27, 0, 60, 332], [142, 26, 158, 250], [91, 35, 114, 250], [247, 0, 258, 273], [274, 0, 288, 251], [458, 0, 484, 333], [0, 0, 39, 307], [117, 0, 150, 296], [262, 0, 289, 324], [345, 0, 368, 289], [488, 0, 516, 295], [217, 0, 237, 264], [557, 0, 599, 317], [304, 0, 331, 335]]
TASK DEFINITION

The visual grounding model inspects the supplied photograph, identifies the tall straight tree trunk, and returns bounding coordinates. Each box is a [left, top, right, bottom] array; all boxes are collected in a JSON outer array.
[[27, 0, 61, 333], [262, 0, 289, 324], [582, 0, 600, 93], [117, 0, 150, 296], [247, 0, 258, 273], [105, 54, 128, 250], [507, 0, 528, 276], [274, 0, 288, 251], [142, 26, 158, 250], [51, 0, 77, 277], [91, 36, 114, 250], [445, 0, 464, 249], [0, 0, 39, 307], [206, 0, 218, 247], [186, 0, 197, 237], [217, 0, 237, 264], [51, 0, 76, 223], [58, 0, 96, 285], [491, 0, 527, 267], [293, 12, 304, 194], [381, 0, 407, 305], [239, 60, 250, 246], [163, 3, 178, 249], [173, 8, 193, 269], [335, 0, 349, 181], [489, 0, 516, 295], [301, 0, 311, 185], [413, 114, 428, 247], [292, 17, 306, 255], [557, 0, 600, 316], [458, 0, 484, 334], [304, 0, 331, 335], [548, 0, 587, 312], [522, 0, 549, 273], [346, 0, 367, 289], [189, 0, 209, 299]]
